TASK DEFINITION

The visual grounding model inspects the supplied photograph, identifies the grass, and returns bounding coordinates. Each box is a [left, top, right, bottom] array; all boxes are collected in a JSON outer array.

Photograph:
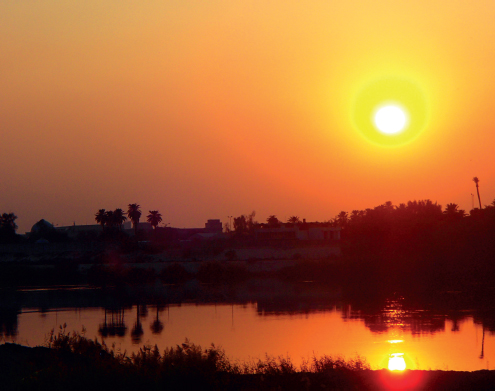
[[0, 326, 371, 390], [3, 327, 495, 390], [45, 324, 370, 374]]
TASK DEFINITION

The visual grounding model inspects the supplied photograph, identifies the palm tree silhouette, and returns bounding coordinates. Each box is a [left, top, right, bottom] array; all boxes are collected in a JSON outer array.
[[127, 204, 142, 236], [287, 216, 301, 224], [473, 177, 482, 209], [95, 209, 107, 231], [443, 203, 465, 219], [113, 208, 127, 230], [104, 210, 114, 228], [147, 210, 162, 230]]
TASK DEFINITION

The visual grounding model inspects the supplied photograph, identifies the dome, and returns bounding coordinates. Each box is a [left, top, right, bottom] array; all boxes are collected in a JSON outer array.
[[31, 219, 55, 234]]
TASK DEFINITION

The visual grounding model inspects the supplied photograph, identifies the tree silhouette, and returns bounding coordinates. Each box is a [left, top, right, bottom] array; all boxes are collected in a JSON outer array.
[[95, 209, 107, 231], [336, 211, 349, 228], [233, 215, 247, 234], [287, 216, 301, 224], [232, 212, 257, 236], [0, 213, 18, 242], [444, 203, 465, 219], [113, 208, 127, 230], [127, 203, 142, 236], [473, 177, 482, 209], [1, 213, 18, 233], [104, 210, 114, 228], [147, 210, 162, 230], [266, 215, 280, 227]]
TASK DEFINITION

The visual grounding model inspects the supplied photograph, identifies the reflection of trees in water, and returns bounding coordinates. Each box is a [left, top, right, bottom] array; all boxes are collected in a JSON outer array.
[[0, 290, 21, 338], [99, 307, 127, 337], [0, 307, 19, 338], [473, 311, 495, 360], [345, 297, 447, 335], [474, 312, 495, 334], [150, 305, 165, 335], [131, 304, 144, 344], [256, 298, 338, 316]]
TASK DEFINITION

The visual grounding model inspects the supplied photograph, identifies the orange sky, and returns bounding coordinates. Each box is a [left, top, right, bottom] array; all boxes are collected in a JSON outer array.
[[2, 1, 495, 232]]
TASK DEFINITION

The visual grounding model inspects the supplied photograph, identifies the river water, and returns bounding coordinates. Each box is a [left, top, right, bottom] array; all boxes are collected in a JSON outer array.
[[0, 279, 493, 371]]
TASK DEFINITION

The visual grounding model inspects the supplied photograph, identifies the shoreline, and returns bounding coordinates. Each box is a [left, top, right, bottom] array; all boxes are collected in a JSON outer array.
[[1, 342, 495, 390]]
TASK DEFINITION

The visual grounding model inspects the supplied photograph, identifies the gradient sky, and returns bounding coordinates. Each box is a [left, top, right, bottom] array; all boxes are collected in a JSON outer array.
[[2, 1, 495, 233]]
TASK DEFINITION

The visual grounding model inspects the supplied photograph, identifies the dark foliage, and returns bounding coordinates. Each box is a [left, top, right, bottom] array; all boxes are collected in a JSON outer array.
[[2, 331, 495, 390], [159, 263, 191, 284], [197, 261, 249, 284], [333, 200, 495, 296]]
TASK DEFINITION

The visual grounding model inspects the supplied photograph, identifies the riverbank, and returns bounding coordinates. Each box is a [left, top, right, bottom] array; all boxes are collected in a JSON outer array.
[[2, 339, 495, 390]]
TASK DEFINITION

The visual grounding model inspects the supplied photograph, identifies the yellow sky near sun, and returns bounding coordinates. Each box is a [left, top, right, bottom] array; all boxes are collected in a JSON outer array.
[[1, 0, 495, 231]]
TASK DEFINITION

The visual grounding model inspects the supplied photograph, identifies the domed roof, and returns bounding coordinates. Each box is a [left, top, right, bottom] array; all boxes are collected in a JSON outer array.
[[31, 219, 55, 234]]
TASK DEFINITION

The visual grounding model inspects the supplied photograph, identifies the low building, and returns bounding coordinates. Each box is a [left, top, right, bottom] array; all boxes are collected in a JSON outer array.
[[164, 219, 224, 242], [51, 219, 224, 241], [54, 223, 102, 238], [254, 220, 341, 241]]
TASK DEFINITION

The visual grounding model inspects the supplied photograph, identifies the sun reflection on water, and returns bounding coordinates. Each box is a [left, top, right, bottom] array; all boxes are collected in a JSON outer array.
[[388, 353, 406, 371]]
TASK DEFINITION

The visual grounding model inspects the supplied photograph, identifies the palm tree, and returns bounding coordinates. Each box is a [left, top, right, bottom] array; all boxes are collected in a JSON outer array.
[[473, 177, 482, 209], [104, 210, 114, 228], [444, 203, 465, 219], [95, 209, 107, 231], [147, 210, 162, 230], [113, 208, 127, 230], [127, 204, 142, 236], [287, 216, 301, 224]]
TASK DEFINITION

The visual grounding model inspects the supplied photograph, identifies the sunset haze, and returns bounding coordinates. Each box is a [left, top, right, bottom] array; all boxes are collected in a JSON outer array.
[[2, 0, 495, 232]]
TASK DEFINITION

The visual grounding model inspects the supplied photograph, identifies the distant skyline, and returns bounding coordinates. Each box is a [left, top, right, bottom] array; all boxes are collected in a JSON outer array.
[[2, 1, 495, 234]]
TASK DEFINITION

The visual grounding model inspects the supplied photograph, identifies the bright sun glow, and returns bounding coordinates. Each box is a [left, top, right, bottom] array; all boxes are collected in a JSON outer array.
[[374, 105, 407, 134], [388, 353, 406, 371], [351, 76, 429, 147]]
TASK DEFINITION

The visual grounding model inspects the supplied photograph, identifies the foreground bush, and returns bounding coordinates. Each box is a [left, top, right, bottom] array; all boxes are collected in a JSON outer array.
[[3, 332, 495, 390], [0, 327, 371, 390]]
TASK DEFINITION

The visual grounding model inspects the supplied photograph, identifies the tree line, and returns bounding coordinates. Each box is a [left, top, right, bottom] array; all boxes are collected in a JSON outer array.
[[94, 204, 163, 233], [0, 213, 19, 243]]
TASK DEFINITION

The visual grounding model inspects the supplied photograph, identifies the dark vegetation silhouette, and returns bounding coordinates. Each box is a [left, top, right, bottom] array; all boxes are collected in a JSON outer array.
[[93, 210, 126, 242], [95, 209, 107, 231], [287, 215, 301, 224], [2, 328, 495, 390], [127, 203, 142, 237], [266, 215, 280, 227], [0, 212, 21, 243], [147, 210, 163, 230], [232, 211, 256, 237], [331, 198, 495, 299], [3, 188, 495, 301]]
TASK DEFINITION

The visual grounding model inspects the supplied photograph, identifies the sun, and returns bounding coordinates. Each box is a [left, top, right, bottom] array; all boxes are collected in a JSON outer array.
[[374, 105, 408, 135], [351, 76, 429, 147], [388, 353, 406, 371]]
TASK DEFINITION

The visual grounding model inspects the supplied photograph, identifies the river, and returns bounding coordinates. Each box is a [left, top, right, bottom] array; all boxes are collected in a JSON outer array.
[[0, 279, 493, 371]]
